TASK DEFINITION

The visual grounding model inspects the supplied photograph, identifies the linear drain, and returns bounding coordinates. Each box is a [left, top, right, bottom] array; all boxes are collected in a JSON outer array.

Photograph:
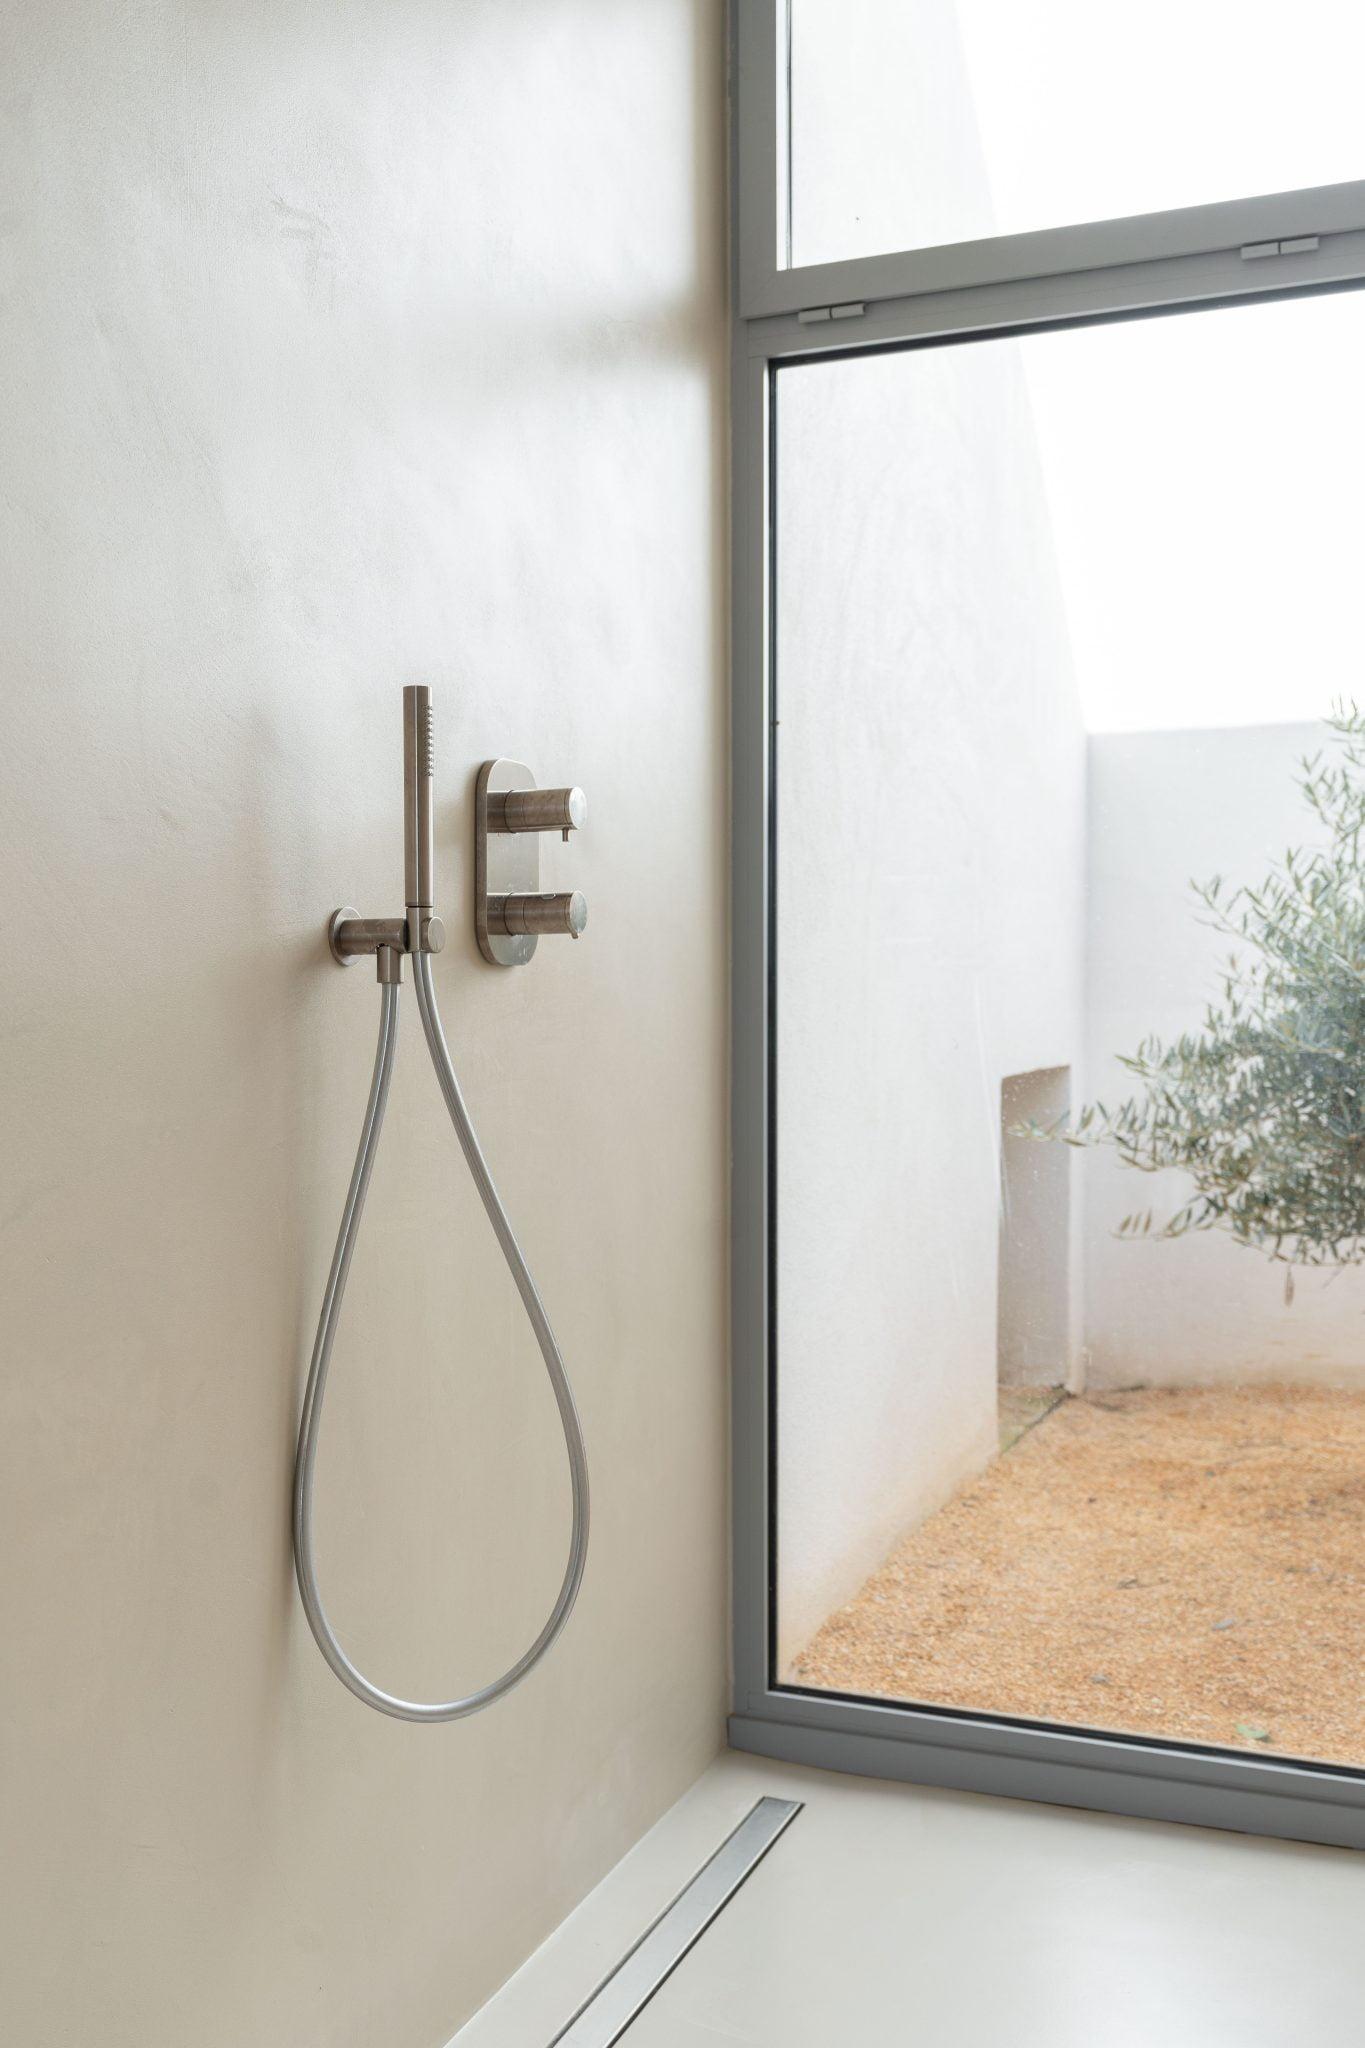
[[548, 1795, 803, 2045]]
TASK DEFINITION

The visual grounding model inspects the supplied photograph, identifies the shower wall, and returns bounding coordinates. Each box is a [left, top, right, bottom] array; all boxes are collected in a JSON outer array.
[[0, 4, 728, 2043]]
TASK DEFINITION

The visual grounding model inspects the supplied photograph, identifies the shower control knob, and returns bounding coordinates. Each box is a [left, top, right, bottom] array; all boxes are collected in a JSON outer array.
[[493, 786, 587, 838], [488, 890, 588, 939], [475, 760, 588, 966]]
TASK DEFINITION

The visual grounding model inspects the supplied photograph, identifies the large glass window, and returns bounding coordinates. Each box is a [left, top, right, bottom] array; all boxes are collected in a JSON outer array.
[[790, 0, 1365, 266], [774, 286, 1365, 1767]]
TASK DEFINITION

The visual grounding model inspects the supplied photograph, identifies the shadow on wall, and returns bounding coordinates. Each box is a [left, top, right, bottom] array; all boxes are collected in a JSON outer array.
[[997, 1066, 1072, 1392]]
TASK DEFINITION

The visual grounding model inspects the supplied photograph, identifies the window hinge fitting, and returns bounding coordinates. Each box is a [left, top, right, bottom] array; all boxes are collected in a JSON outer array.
[[797, 301, 867, 325], [1240, 234, 1320, 261]]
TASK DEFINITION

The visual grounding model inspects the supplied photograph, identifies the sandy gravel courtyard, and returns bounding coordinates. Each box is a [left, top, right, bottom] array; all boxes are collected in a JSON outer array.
[[788, 1384, 1365, 1767]]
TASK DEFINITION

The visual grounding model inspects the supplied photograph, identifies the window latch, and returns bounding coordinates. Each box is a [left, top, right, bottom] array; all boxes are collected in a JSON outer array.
[[796, 301, 867, 325], [1240, 235, 1320, 261]]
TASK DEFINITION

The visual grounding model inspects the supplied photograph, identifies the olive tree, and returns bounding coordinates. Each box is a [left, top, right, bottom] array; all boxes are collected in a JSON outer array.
[[1029, 705, 1365, 1282]]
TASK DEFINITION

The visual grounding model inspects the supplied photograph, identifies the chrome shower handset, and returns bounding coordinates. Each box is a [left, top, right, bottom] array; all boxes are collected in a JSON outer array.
[[294, 688, 590, 1721], [402, 682, 436, 913]]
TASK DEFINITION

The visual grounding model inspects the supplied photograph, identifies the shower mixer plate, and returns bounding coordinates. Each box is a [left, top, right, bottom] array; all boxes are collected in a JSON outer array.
[[476, 758, 539, 966]]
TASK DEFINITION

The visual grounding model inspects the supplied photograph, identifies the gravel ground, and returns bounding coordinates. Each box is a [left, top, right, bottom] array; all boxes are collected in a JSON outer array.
[[788, 1384, 1365, 1766]]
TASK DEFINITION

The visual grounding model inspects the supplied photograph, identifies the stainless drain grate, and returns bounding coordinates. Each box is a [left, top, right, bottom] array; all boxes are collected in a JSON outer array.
[[548, 1795, 803, 2046]]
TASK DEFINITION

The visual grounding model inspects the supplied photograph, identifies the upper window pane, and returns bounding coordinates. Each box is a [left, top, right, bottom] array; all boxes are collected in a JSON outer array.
[[790, 0, 1365, 267]]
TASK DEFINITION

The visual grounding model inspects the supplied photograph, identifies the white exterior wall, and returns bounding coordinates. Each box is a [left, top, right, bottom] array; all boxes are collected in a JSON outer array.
[[1083, 723, 1365, 1388], [0, 6, 728, 2044], [789, 0, 997, 264], [775, 336, 1086, 1664]]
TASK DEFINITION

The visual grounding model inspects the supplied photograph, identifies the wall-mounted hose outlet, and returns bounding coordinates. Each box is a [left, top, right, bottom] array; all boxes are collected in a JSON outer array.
[[475, 758, 588, 966], [327, 908, 446, 980]]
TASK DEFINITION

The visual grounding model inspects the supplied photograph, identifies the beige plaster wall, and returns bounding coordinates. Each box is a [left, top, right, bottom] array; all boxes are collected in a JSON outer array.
[[0, 4, 729, 2041]]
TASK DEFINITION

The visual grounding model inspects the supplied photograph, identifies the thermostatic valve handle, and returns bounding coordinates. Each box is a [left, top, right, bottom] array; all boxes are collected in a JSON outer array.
[[486, 891, 588, 939]]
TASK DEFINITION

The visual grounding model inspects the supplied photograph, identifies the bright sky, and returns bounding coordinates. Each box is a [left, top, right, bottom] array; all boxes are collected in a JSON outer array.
[[1015, 292, 1365, 734], [953, 0, 1365, 237], [954, 0, 1365, 733]]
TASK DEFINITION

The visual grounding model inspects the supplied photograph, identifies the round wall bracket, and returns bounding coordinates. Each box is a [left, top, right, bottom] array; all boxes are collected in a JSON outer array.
[[328, 906, 362, 966]]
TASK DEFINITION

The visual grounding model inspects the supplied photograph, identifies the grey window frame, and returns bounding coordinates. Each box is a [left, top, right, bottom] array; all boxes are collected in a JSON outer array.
[[727, 0, 1365, 1850]]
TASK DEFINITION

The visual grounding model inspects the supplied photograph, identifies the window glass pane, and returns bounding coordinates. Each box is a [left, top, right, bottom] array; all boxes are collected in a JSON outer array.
[[774, 287, 1365, 1767], [790, 0, 1365, 266]]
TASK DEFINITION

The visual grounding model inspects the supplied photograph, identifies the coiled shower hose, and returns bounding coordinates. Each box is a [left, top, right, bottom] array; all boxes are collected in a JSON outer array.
[[292, 949, 590, 1720]]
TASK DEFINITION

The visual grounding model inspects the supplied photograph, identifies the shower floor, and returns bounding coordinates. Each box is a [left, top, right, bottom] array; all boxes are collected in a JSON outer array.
[[788, 1384, 1365, 1768], [456, 1751, 1365, 2048]]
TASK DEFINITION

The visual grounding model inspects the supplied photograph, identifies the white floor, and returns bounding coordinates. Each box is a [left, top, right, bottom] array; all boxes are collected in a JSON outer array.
[[454, 1751, 1365, 2047]]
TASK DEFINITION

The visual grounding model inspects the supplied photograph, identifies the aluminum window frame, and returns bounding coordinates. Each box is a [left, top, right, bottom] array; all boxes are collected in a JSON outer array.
[[735, 0, 1365, 320], [728, 0, 1365, 1850]]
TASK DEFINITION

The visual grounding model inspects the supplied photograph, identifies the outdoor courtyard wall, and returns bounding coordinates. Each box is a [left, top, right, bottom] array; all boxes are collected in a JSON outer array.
[[1082, 721, 1365, 1390], [775, 312, 1086, 1659]]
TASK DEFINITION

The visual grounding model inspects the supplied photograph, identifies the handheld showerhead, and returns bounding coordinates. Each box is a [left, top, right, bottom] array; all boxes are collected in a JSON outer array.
[[403, 684, 435, 913]]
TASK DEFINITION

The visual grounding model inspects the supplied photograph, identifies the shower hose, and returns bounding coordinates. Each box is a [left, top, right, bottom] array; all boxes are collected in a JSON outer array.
[[292, 948, 590, 1721]]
